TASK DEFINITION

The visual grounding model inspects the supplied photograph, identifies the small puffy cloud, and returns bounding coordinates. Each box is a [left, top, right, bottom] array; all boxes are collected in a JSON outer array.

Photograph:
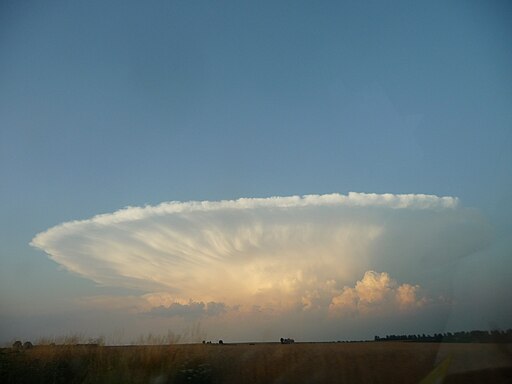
[[148, 300, 227, 318], [329, 271, 425, 316], [396, 283, 424, 309], [205, 301, 228, 317], [30, 192, 491, 337], [150, 301, 206, 318]]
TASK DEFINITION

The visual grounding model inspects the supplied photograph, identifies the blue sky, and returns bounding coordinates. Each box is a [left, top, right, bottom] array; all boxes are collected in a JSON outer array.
[[1, 1, 511, 343]]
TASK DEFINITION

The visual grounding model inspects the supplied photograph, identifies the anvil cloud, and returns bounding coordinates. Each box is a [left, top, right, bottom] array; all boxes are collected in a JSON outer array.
[[31, 192, 490, 333]]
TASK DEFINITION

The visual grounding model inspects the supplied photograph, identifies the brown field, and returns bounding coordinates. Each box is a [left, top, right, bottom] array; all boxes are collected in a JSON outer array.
[[1, 342, 511, 383]]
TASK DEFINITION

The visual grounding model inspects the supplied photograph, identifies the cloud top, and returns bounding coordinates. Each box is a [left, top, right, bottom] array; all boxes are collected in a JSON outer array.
[[33, 192, 458, 232]]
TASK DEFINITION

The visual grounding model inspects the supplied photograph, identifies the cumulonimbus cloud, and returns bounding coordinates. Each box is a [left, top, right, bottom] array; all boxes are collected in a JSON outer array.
[[31, 192, 490, 320]]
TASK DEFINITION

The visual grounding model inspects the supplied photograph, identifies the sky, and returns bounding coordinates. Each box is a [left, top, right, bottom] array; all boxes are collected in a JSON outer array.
[[1, 0, 511, 344]]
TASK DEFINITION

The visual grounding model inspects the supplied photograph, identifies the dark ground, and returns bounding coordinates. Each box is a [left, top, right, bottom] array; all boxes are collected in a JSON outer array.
[[1, 342, 511, 383]]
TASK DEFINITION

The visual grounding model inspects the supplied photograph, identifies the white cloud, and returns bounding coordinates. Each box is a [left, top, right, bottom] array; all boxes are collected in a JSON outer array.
[[30, 192, 490, 336], [329, 271, 426, 316]]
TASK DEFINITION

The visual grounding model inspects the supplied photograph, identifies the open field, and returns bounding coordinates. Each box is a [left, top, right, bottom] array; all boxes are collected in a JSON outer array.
[[1, 342, 511, 383]]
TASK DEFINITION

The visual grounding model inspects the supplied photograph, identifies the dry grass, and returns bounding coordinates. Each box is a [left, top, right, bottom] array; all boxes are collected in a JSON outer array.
[[1, 342, 511, 383]]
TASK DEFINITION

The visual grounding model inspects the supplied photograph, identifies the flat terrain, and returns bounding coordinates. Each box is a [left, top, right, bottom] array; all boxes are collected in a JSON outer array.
[[1, 342, 511, 383]]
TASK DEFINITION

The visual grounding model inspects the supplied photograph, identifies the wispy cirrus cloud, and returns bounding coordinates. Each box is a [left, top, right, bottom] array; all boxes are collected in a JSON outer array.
[[30, 192, 490, 334]]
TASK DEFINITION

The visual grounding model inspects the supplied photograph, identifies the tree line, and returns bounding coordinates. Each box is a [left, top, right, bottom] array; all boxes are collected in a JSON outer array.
[[374, 329, 512, 343]]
